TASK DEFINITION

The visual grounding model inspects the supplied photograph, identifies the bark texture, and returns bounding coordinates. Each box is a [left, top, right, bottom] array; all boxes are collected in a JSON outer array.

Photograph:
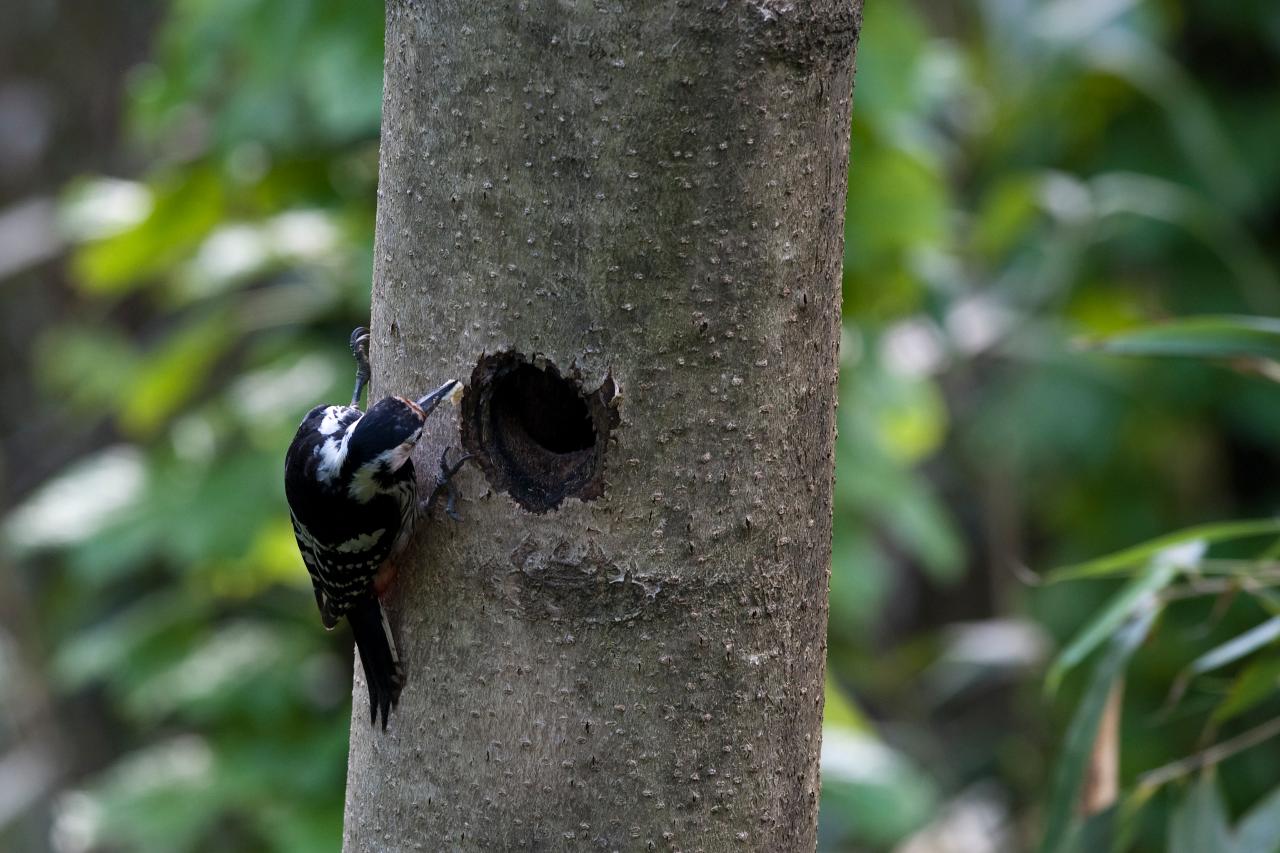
[[345, 1, 861, 849]]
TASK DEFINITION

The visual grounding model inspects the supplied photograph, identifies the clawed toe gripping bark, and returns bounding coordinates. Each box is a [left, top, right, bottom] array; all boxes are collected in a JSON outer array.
[[349, 326, 371, 407], [421, 447, 472, 521]]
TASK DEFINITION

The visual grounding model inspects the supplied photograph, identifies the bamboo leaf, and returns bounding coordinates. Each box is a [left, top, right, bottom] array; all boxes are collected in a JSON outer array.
[[1046, 562, 1175, 696], [1045, 520, 1280, 583], [1055, 804, 1117, 853], [1167, 617, 1280, 712], [1082, 315, 1280, 362], [1168, 773, 1233, 853], [1191, 617, 1280, 677], [1114, 787, 1156, 853], [1236, 784, 1280, 853], [1039, 607, 1156, 853], [1139, 717, 1280, 792], [1212, 657, 1280, 726]]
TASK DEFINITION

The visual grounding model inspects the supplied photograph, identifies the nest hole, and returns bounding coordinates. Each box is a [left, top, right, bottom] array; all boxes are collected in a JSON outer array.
[[462, 352, 618, 513]]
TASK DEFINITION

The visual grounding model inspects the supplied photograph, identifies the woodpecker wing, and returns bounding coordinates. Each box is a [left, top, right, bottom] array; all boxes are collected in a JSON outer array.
[[290, 512, 351, 628], [288, 488, 411, 625]]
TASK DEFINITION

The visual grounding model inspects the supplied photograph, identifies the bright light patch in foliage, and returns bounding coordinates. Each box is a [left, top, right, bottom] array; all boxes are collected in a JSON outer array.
[[4, 447, 145, 550], [60, 178, 154, 241]]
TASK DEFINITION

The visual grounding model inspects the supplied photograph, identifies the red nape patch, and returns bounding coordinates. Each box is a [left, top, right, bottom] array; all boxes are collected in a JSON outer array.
[[396, 396, 425, 418]]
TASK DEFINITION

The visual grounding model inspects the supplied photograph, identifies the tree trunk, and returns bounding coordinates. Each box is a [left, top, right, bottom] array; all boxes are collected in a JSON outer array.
[[344, 1, 861, 849]]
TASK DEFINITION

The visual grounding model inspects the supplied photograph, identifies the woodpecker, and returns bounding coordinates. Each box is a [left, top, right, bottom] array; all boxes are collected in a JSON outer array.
[[284, 327, 467, 729]]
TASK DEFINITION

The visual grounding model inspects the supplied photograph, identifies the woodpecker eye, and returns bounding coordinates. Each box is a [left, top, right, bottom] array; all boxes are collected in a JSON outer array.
[[462, 352, 617, 513]]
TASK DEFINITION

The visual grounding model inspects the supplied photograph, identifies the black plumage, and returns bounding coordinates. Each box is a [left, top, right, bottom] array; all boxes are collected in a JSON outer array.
[[283, 328, 459, 729]]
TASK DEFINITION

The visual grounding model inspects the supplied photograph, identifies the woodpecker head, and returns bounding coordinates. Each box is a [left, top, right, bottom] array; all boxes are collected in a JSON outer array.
[[341, 379, 461, 501]]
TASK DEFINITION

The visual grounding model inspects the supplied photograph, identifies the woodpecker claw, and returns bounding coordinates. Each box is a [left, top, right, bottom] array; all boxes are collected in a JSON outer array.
[[423, 447, 473, 521], [350, 326, 372, 407]]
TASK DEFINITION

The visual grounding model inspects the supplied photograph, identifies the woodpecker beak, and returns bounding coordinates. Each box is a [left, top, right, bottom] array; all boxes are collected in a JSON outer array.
[[415, 380, 461, 417]]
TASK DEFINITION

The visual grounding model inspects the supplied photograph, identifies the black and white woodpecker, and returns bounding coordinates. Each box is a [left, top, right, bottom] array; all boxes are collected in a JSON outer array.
[[284, 328, 466, 729]]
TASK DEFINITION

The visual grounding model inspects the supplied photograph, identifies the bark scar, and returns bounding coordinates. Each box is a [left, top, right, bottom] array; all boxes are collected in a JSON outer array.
[[504, 535, 669, 623]]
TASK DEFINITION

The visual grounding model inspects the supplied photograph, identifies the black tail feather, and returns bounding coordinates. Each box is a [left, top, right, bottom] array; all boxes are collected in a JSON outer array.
[[347, 597, 404, 729]]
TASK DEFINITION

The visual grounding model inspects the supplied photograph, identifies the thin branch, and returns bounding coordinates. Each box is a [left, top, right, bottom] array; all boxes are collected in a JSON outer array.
[[1008, 560, 1044, 587], [1137, 715, 1280, 791], [1194, 559, 1280, 577], [1158, 575, 1280, 604], [1159, 578, 1241, 602]]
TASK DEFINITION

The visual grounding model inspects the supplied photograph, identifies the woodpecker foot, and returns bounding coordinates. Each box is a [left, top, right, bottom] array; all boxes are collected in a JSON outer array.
[[423, 447, 473, 521], [350, 326, 371, 407]]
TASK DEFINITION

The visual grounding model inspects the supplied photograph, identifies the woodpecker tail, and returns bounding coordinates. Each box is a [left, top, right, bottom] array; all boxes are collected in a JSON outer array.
[[347, 597, 404, 729]]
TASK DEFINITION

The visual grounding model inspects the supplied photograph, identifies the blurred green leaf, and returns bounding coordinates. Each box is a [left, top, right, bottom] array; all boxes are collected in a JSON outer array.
[[1085, 315, 1280, 364], [121, 312, 232, 435], [1189, 617, 1280, 678], [1115, 788, 1156, 853], [1213, 657, 1280, 726], [1040, 608, 1155, 853], [249, 800, 347, 853], [53, 591, 205, 690], [829, 525, 892, 637], [73, 167, 227, 292], [1046, 559, 1174, 695], [1236, 785, 1280, 853], [1169, 773, 1234, 853], [34, 325, 142, 414], [973, 175, 1041, 262], [820, 728, 939, 848], [1167, 616, 1280, 712], [844, 143, 948, 303], [881, 478, 965, 583], [2, 446, 146, 553], [1088, 175, 1279, 312], [1080, 31, 1256, 216], [846, 2, 929, 125], [77, 736, 223, 853], [1045, 520, 1280, 583], [122, 621, 289, 723], [1057, 804, 1117, 853], [823, 677, 871, 732]]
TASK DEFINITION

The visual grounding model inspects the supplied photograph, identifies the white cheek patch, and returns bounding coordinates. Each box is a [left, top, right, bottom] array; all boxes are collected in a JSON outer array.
[[345, 434, 421, 503], [385, 430, 421, 470], [335, 528, 386, 553]]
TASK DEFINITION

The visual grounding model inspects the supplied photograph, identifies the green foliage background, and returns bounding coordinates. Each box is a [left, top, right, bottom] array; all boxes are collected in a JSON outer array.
[[4, 2, 1280, 851]]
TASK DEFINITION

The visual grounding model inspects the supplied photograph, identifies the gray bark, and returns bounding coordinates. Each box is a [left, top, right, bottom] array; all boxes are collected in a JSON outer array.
[[344, 1, 861, 849]]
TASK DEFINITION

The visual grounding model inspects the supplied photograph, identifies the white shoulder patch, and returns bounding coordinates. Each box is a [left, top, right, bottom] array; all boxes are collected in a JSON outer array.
[[315, 423, 356, 483], [319, 406, 349, 436]]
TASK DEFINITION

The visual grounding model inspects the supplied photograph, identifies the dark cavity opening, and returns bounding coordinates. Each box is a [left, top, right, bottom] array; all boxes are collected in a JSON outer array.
[[491, 365, 595, 455], [461, 352, 619, 513]]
